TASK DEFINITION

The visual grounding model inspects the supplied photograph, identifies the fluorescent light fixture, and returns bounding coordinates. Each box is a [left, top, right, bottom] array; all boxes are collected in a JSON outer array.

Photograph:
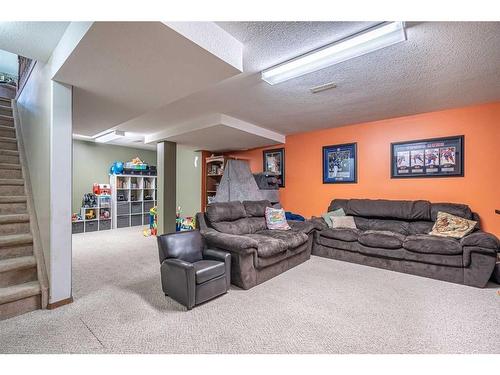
[[261, 22, 406, 85], [94, 130, 125, 143]]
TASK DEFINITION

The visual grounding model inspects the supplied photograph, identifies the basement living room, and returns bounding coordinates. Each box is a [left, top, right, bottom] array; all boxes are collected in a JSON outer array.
[[0, 2, 499, 373]]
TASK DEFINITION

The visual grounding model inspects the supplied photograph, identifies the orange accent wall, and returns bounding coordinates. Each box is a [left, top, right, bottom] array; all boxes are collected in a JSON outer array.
[[232, 102, 500, 236]]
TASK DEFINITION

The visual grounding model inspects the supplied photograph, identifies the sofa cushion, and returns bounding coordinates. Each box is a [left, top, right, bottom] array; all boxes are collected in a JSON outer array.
[[330, 216, 357, 229], [430, 202, 473, 221], [358, 230, 405, 249], [243, 200, 271, 217], [461, 231, 500, 249], [429, 211, 477, 239], [244, 234, 287, 258], [211, 218, 251, 235], [257, 229, 308, 249], [354, 217, 409, 235], [206, 201, 247, 223], [407, 221, 434, 235], [356, 246, 463, 267], [265, 207, 291, 230], [288, 220, 315, 234], [358, 245, 406, 259], [327, 199, 350, 213], [320, 228, 360, 242], [403, 234, 462, 255], [322, 208, 346, 227], [246, 217, 268, 234], [317, 236, 361, 252], [345, 199, 431, 220], [193, 260, 225, 284]]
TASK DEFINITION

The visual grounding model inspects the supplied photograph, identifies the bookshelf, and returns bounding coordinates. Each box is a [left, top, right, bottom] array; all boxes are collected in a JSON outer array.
[[110, 174, 157, 229]]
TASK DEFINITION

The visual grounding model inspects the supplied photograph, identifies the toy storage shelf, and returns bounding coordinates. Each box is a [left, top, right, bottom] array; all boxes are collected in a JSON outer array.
[[110, 174, 157, 229], [72, 195, 112, 233]]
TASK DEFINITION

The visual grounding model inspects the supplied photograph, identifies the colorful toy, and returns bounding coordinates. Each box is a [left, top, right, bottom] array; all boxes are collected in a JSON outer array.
[[72, 213, 83, 222], [109, 161, 124, 175], [85, 209, 95, 220], [144, 206, 158, 237], [93, 183, 111, 196], [82, 193, 97, 208]]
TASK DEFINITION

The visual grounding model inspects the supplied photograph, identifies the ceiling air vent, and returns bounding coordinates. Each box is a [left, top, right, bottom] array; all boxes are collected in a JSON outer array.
[[309, 82, 337, 94]]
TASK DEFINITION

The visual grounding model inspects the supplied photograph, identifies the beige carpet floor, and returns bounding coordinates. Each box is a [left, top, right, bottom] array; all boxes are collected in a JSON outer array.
[[0, 226, 499, 354]]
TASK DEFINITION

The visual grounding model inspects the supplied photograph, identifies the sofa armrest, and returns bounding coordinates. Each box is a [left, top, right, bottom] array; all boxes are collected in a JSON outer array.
[[203, 248, 231, 288], [161, 258, 196, 309], [461, 231, 500, 250], [288, 220, 315, 234], [310, 216, 329, 231], [200, 229, 257, 254]]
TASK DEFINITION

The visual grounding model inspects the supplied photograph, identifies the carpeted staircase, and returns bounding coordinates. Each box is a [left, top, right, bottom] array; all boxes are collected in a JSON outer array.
[[0, 97, 48, 320]]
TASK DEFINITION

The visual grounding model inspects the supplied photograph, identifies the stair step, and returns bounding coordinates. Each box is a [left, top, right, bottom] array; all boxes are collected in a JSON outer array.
[[0, 150, 20, 164], [0, 163, 21, 170], [0, 125, 15, 132], [0, 97, 11, 106], [0, 256, 36, 274], [0, 214, 30, 224], [0, 137, 17, 144], [0, 126, 15, 138], [0, 281, 40, 305], [0, 196, 27, 215], [0, 136, 17, 151], [0, 196, 26, 203], [0, 233, 33, 248], [0, 106, 12, 117], [0, 179, 23, 186]]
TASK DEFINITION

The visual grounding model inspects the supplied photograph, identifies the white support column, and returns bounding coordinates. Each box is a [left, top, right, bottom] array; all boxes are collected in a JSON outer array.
[[49, 81, 73, 304]]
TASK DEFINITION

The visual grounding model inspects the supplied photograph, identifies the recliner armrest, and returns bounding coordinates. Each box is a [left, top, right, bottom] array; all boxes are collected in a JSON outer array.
[[288, 220, 315, 234], [203, 248, 231, 263], [310, 216, 329, 231], [161, 258, 196, 309], [200, 229, 257, 254], [461, 231, 500, 250], [203, 248, 231, 288]]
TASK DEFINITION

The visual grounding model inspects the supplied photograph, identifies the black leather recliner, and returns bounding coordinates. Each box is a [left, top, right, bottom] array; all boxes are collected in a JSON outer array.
[[157, 230, 231, 310]]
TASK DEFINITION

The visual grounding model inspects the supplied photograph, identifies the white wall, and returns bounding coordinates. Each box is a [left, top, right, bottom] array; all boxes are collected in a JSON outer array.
[[16, 61, 52, 275], [15, 22, 92, 304], [176, 145, 201, 217], [0, 49, 18, 76]]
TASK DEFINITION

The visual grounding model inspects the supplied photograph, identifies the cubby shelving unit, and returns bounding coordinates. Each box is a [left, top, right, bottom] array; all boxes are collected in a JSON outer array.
[[72, 195, 112, 233], [110, 174, 157, 229]]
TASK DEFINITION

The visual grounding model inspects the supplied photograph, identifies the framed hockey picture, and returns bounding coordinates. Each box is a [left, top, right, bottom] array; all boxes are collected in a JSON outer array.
[[322, 143, 357, 183], [391, 135, 464, 178], [263, 148, 285, 187]]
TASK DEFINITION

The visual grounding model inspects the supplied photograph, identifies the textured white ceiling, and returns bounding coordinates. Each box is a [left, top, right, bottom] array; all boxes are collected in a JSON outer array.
[[59, 22, 242, 137], [0, 22, 69, 61], [119, 21, 500, 137]]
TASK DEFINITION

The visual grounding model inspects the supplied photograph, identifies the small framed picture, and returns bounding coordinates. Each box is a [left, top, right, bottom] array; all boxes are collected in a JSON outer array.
[[322, 143, 357, 183], [391, 135, 464, 178], [263, 148, 285, 187]]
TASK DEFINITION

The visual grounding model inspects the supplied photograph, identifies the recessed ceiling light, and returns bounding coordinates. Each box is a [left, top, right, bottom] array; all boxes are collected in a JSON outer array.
[[94, 130, 125, 143], [262, 21, 406, 85], [310, 82, 337, 94]]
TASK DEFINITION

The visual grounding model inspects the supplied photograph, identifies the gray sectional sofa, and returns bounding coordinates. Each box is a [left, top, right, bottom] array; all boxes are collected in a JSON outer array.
[[312, 199, 499, 287], [196, 200, 314, 289]]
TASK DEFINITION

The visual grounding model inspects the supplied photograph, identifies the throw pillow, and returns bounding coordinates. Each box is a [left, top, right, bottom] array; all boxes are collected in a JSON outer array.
[[429, 211, 477, 238], [330, 216, 357, 229], [265, 207, 291, 230], [322, 208, 346, 228]]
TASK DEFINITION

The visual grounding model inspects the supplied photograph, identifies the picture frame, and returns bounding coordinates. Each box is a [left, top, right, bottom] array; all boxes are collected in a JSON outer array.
[[263, 148, 285, 187], [322, 143, 357, 183], [390, 135, 464, 178]]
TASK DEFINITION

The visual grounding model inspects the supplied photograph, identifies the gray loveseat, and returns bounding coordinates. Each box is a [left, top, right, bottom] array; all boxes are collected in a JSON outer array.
[[196, 200, 314, 289], [312, 199, 499, 287]]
